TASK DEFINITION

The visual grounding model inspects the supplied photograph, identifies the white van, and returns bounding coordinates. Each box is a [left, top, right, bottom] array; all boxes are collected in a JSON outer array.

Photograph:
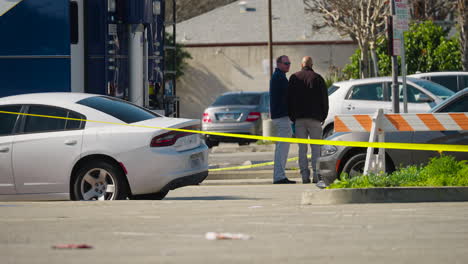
[[409, 71, 468, 92]]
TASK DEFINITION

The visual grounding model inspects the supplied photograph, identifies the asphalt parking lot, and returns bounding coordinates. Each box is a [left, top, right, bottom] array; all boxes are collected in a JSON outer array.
[[2, 184, 468, 264]]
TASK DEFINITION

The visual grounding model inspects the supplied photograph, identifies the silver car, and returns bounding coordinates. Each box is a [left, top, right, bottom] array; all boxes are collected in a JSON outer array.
[[318, 88, 468, 184], [202, 91, 269, 147]]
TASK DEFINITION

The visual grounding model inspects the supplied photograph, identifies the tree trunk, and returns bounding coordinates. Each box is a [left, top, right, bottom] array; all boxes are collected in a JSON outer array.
[[360, 42, 370, 78], [459, 0, 468, 71], [370, 48, 380, 77]]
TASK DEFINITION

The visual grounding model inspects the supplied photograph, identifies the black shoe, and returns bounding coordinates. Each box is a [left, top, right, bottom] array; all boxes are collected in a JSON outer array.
[[303, 179, 311, 184], [273, 178, 296, 184]]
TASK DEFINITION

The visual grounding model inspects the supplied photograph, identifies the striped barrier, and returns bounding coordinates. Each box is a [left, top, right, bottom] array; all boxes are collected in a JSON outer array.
[[335, 112, 468, 132], [334, 110, 468, 175]]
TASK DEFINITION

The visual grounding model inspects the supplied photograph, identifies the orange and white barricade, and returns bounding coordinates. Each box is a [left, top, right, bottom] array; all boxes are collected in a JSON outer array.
[[334, 109, 468, 175]]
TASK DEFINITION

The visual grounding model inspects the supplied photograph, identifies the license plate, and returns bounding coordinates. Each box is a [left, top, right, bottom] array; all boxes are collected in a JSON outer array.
[[221, 113, 235, 120], [178, 134, 198, 146], [190, 152, 203, 168]]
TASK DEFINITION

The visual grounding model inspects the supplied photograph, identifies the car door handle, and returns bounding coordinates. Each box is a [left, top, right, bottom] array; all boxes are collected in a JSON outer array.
[[0, 147, 9, 153], [346, 105, 355, 110], [64, 140, 78, 146]]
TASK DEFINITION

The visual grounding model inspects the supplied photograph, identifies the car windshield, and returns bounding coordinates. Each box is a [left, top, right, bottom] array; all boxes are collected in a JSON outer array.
[[212, 93, 261, 106], [411, 79, 455, 99], [77, 96, 161, 123], [328, 85, 340, 96]]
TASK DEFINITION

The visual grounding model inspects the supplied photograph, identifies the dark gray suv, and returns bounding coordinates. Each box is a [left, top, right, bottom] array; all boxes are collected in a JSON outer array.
[[318, 88, 468, 184]]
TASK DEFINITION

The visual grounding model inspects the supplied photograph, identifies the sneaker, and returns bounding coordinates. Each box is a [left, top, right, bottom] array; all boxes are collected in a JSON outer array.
[[316, 180, 327, 189], [273, 178, 296, 184], [302, 179, 311, 184]]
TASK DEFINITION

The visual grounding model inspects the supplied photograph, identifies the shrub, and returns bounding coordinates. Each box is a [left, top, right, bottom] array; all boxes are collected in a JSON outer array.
[[328, 155, 468, 189]]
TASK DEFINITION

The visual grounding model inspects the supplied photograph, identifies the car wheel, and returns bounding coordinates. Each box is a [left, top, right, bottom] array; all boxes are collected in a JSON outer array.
[[341, 153, 366, 178], [72, 160, 129, 201], [131, 190, 169, 200], [341, 152, 395, 178], [205, 139, 218, 148]]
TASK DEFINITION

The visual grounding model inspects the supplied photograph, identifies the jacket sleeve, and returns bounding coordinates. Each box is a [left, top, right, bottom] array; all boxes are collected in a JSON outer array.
[[287, 75, 296, 122], [318, 75, 329, 122], [269, 75, 278, 116]]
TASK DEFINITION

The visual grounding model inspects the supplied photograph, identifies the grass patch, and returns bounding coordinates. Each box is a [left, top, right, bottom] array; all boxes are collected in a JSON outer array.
[[328, 155, 468, 189], [256, 140, 275, 145]]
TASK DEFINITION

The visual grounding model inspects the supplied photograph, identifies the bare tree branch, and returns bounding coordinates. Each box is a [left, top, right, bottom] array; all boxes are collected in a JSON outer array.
[[304, 0, 389, 77]]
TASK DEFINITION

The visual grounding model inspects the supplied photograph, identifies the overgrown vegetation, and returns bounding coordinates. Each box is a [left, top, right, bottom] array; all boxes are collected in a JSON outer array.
[[329, 155, 468, 189], [343, 21, 462, 79], [324, 66, 346, 88]]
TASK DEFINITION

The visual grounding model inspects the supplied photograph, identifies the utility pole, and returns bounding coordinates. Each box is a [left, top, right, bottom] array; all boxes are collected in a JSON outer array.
[[268, 0, 273, 78], [390, 0, 400, 113], [172, 0, 179, 117]]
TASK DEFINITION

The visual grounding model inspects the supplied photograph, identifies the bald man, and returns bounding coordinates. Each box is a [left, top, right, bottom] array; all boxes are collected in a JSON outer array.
[[288, 56, 329, 188]]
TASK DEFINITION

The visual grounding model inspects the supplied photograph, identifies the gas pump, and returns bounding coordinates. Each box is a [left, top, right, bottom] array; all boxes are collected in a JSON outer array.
[[85, 0, 166, 110]]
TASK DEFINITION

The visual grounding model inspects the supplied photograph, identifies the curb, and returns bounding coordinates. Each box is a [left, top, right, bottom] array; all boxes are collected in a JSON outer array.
[[207, 170, 300, 180], [202, 178, 307, 185], [301, 187, 468, 205]]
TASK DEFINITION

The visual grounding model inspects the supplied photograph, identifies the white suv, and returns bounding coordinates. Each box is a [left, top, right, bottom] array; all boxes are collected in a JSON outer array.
[[409, 71, 468, 92], [323, 77, 454, 138]]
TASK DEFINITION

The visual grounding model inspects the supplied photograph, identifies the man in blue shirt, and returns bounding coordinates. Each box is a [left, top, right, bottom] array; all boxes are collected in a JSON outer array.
[[269, 55, 295, 184]]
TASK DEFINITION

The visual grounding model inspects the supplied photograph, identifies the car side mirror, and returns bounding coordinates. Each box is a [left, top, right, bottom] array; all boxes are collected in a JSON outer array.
[[417, 94, 434, 103]]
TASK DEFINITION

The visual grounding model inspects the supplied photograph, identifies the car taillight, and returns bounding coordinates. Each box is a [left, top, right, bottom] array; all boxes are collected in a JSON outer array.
[[246, 112, 261, 122], [202, 112, 212, 123], [150, 125, 199, 147]]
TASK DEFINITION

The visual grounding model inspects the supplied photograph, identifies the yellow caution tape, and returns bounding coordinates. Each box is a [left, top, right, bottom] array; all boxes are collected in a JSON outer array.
[[209, 156, 302, 172], [1, 110, 468, 154]]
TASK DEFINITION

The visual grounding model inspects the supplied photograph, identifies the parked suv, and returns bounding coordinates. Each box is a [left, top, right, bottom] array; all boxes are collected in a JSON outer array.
[[202, 91, 269, 148], [409, 71, 468, 92]]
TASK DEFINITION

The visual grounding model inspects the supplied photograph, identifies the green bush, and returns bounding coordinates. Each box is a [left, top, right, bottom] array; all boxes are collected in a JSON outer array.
[[328, 155, 468, 189], [343, 21, 462, 78]]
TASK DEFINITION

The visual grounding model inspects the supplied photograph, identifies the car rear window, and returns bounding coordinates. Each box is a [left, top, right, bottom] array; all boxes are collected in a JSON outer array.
[[328, 85, 340, 96], [212, 94, 261, 106], [77, 96, 161, 123], [0, 105, 21, 136], [411, 79, 454, 99]]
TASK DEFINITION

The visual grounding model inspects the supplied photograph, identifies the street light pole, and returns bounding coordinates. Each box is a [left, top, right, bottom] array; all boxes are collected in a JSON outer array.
[[268, 0, 273, 78]]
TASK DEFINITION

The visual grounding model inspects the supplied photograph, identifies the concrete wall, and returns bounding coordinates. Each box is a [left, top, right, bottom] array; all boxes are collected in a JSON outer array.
[[178, 43, 357, 119]]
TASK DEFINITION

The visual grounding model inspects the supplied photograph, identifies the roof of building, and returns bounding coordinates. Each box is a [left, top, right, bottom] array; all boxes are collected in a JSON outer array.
[[171, 0, 352, 44]]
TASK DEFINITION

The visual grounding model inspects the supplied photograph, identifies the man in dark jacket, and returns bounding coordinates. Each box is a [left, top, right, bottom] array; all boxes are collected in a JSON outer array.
[[288, 56, 329, 188], [269, 55, 295, 184]]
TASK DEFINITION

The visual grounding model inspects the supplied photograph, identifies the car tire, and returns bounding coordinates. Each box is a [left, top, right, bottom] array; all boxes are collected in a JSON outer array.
[[205, 139, 218, 148], [341, 152, 395, 178], [341, 153, 367, 178], [72, 160, 129, 201], [131, 190, 169, 200]]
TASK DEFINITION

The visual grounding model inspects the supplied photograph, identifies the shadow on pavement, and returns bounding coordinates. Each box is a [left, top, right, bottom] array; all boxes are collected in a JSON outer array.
[[165, 196, 261, 201]]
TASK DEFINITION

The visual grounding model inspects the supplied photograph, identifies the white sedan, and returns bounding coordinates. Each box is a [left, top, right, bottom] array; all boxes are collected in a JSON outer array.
[[0, 93, 208, 201], [323, 77, 454, 138]]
